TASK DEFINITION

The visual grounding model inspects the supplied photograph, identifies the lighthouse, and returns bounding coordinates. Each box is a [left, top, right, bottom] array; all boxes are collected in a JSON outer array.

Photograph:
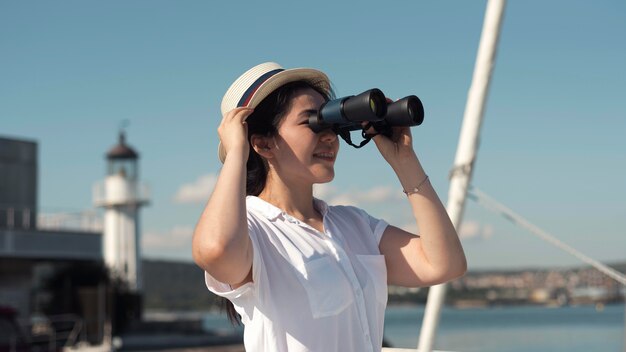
[[94, 131, 149, 292]]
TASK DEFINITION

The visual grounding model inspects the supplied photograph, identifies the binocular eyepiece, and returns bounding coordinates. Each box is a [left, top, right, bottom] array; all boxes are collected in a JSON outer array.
[[308, 88, 424, 138]]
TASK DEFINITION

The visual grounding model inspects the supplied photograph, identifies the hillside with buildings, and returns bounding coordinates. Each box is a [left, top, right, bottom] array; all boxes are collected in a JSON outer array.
[[142, 259, 626, 311]]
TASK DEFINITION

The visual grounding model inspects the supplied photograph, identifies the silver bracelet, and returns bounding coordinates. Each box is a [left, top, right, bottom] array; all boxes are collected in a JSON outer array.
[[402, 175, 429, 196]]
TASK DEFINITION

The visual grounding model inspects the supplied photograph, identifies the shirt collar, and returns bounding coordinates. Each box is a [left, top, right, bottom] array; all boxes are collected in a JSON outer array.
[[246, 196, 283, 220], [246, 196, 329, 220], [313, 197, 329, 216]]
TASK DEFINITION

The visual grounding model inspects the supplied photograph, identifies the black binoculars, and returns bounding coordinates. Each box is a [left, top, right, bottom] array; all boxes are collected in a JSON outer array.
[[307, 89, 424, 142]]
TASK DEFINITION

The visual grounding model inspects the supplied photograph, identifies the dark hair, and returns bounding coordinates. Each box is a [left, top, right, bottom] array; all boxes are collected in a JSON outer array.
[[224, 79, 333, 325]]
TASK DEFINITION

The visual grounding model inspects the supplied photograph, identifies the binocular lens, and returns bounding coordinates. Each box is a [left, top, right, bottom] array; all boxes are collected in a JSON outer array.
[[406, 96, 424, 125], [385, 95, 424, 127], [370, 98, 377, 115], [369, 92, 387, 117], [408, 103, 415, 119]]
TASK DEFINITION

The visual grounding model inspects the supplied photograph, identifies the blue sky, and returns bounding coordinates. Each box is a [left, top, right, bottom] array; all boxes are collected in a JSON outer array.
[[2, 1, 625, 270]]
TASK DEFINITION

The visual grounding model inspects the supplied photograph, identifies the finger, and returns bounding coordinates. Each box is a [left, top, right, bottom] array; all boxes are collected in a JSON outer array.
[[236, 107, 255, 123], [371, 132, 393, 148], [224, 107, 253, 122], [219, 108, 253, 136], [399, 127, 412, 141], [360, 121, 378, 135]]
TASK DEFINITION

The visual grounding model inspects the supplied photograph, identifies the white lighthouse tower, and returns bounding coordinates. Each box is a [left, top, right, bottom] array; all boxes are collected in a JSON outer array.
[[94, 131, 149, 292]]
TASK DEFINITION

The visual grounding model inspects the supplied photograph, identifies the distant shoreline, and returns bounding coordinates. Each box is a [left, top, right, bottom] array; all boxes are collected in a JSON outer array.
[[142, 259, 626, 312]]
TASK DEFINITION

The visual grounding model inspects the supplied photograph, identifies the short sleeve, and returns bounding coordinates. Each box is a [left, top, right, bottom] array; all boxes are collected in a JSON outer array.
[[354, 206, 389, 245], [203, 215, 264, 302]]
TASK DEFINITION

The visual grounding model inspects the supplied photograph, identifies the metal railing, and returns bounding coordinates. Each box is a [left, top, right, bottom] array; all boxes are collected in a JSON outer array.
[[17, 314, 86, 351], [0, 206, 103, 232], [37, 211, 103, 232], [92, 181, 150, 206], [0, 206, 34, 230]]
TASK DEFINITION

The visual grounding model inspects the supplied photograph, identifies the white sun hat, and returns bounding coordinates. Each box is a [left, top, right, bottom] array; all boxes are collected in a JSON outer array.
[[218, 62, 331, 163]]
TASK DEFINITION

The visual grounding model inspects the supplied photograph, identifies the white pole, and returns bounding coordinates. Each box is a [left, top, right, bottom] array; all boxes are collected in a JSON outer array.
[[417, 0, 506, 351]]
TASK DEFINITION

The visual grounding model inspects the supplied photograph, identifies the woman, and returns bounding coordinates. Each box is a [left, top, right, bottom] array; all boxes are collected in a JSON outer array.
[[192, 62, 467, 351]]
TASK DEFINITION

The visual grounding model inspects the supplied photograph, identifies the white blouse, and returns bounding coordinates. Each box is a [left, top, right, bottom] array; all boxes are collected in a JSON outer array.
[[205, 196, 389, 352]]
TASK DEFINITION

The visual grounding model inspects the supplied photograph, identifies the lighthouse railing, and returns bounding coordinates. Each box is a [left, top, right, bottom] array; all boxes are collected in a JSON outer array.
[[92, 180, 150, 207]]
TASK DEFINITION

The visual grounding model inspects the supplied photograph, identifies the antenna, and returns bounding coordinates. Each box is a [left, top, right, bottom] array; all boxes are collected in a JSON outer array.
[[119, 119, 130, 134]]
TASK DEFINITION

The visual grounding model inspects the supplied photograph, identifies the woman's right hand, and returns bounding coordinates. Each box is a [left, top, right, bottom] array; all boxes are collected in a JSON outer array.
[[218, 107, 254, 161]]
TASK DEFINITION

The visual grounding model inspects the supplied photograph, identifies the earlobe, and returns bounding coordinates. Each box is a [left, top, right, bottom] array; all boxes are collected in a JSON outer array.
[[251, 135, 274, 159]]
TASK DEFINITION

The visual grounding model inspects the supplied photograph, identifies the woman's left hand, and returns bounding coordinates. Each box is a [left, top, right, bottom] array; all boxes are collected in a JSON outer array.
[[369, 126, 418, 170]]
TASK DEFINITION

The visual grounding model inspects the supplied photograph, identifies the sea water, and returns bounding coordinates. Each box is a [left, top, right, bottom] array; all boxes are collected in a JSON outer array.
[[384, 304, 624, 351], [202, 304, 625, 351]]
